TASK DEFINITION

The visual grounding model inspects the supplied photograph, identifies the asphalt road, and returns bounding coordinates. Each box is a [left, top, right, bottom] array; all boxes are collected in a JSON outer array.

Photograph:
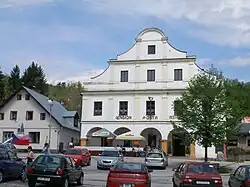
[[0, 157, 230, 187]]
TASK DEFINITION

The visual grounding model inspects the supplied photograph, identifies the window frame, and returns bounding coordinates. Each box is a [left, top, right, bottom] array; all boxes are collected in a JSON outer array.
[[29, 132, 40, 144], [146, 101, 155, 115], [40, 113, 46, 120], [2, 131, 14, 142], [174, 69, 183, 81], [0, 113, 4, 120], [25, 94, 30, 100], [147, 69, 155, 82], [93, 101, 102, 116], [10, 111, 17, 120], [148, 45, 156, 55], [119, 101, 128, 116], [120, 70, 128, 82], [26, 111, 34, 120], [16, 94, 22, 100]]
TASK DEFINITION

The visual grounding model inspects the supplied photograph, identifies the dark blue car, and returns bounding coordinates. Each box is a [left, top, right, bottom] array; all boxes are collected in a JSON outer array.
[[0, 148, 26, 182]]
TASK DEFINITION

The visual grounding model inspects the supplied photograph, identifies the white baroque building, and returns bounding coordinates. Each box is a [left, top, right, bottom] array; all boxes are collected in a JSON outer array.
[[80, 28, 216, 159]]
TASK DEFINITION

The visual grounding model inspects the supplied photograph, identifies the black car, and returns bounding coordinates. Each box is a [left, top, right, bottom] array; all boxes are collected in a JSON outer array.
[[27, 154, 84, 187], [0, 148, 26, 182], [0, 143, 17, 154], [228, 165, 250, 187]]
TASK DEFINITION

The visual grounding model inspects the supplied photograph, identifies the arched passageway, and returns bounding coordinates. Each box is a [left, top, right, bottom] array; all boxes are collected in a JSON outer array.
[[167, 128, 190, 156], [113, 127, 131, 147], [140, 128, 162, 148]]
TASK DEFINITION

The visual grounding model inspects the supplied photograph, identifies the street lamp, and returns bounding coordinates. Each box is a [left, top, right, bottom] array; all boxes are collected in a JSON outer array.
[[48, 99, 54, 144]]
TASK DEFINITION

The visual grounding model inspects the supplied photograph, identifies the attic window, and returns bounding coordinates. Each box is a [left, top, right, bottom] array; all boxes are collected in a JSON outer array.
[[148, 45, 156, 54], [17, 94, 22, 100], [25, 94, 30, 100]]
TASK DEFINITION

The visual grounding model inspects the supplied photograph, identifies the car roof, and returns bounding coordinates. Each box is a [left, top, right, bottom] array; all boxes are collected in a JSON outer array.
[[103, 149, 119, 151], [184, 161, 213, 165]]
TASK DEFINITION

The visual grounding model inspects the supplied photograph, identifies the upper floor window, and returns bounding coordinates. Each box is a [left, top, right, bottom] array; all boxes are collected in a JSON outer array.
[[74, 117, 78, 128], [26, 111, 33, 120], [10, 111, 17, 121], [148, 45, 156, 54], [120, 70, 128, 82], [147, 70, 155, 82], [16, 94, 22, 100], [174, 69, 183, 81], [25, 94, 30, 100], [2, 131, 14, 142], [94, 101, 102, 116], [0, 113, 4, 120], [119, 101, 128, 116], [174, 100, 183, 116], [146, 101, 155, 115], [40, 113, 46, 120]]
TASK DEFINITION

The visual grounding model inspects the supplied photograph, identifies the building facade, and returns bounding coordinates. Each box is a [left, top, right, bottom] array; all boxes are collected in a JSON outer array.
[[80, 28, 216, 159], [0, 86, 81, 150]]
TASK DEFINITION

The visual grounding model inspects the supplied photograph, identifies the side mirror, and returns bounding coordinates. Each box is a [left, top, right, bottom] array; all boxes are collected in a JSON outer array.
[[148, 169, 153, 173], [172, 168, 177, 172]]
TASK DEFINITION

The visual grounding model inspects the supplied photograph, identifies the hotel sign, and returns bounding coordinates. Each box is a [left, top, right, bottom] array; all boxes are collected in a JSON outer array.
[[142, 115, 158, 120], [115, 115, 132, 120]]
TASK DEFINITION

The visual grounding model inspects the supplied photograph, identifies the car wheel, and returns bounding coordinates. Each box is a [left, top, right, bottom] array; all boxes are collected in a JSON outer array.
[[77, 173, 84, 185], [20, 167, 26, 181], [87, 159, 91, 166], [228, 181, 231, 187], [0, 171, 4, 183], [61, 177, 69, 187]]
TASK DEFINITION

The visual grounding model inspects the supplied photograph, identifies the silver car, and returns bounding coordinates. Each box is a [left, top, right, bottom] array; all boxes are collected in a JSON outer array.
[[97, 149, 123, 169], [145, 151, 168, 169]]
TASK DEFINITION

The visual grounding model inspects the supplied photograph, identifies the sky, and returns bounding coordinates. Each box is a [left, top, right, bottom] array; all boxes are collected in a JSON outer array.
[[1, 0, 250, 83]]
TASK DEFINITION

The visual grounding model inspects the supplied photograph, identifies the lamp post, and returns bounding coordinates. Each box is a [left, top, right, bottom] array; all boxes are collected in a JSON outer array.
[[48, 99, 54, 144], [148, 97, 154, 120]]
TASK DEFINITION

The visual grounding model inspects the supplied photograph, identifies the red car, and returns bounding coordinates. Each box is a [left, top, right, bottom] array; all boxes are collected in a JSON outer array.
[[64, 148, 91, 166], [107, 161, 152, 187], [172, 161, 223, 187]]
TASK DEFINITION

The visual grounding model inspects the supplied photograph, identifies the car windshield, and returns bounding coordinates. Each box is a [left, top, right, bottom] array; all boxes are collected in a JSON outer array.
[[114, 163, 145, 172], [187, 164, 217, 173], [34, 155, 61, 167], [101, 151, 119, 157], [147, 153, 162, 158], [65, 149, 81, 155]]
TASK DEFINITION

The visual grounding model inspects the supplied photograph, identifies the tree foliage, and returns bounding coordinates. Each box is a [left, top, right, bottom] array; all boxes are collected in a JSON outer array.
[[8, 65, 21, 94], [0, 67, 5, 103], [174, 71, 244, 161], [22, 61, 48, 95]]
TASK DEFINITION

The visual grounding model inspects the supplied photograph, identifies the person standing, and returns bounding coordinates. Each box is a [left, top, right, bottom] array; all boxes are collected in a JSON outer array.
[[27, 146, 34, 165], [43, 143, 50, 155]]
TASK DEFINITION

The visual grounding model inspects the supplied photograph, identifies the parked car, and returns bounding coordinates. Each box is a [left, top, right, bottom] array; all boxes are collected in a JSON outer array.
[[0, 148, 26, 182], [0, 143, 17, 155], [27, 154, 84, 187], [228, 165, 250, 187], [172, 161, 223, 187], [107, 161, 152, 187], [64, 148, 91, 166], [97, 149, 123, 170], [145, 151, 168, 169]]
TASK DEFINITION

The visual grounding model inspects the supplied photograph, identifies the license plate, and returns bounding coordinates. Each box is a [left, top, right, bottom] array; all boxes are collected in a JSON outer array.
[[120, 184, 131, 187], [37, 177, 50, 181], [196, 181, 210, 184]]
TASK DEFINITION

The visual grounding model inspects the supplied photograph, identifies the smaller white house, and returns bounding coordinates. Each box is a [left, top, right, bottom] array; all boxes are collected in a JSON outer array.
[[0, 86, 81, 151]]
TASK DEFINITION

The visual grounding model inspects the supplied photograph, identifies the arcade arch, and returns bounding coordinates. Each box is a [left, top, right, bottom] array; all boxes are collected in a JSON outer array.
[[140, 128, 162, 148]]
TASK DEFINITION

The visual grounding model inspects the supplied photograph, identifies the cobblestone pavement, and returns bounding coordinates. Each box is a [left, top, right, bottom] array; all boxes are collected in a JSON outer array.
[[0, 157, 230, 187]]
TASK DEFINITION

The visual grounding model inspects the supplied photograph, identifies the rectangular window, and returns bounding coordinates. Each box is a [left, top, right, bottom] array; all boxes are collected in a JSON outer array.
[[147, 70, 155, 82], [119, 101, 128, 116], [29, 132, 40, 144], [0, 113, 4, 120], [74, 117, 78, 128], [94, 101, 102, 116], [146, 101, 155, 115], [174, 100, 183, 116], [16, 94, 22, 100], [120, 70, 128, 82], [26, 111, 33, 120], [10, 111, 17, 121], [40, 113, 46, 120], [148, 45, 156, 54], [25, 94, 30, 100], [174, 69, 183, 81], [2, 131, 14, 142]]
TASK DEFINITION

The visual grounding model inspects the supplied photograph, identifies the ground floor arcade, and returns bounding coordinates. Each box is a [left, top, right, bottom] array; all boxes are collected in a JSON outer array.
[[80, 123, 217, 159]]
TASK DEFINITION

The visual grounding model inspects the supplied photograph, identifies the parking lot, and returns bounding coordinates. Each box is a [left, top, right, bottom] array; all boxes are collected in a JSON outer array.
[[0, 157, 230, 187]]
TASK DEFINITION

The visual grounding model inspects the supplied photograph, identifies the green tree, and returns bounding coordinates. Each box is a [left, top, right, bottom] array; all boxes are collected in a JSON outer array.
[[0, 67, 5, 103], [174, 72, 238, 161], [8, 65, 21, 94], [22, 61, 48, 95]]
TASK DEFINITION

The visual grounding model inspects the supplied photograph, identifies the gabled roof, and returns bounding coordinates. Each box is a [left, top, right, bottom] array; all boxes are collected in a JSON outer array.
[[0, 86, 80, 132]]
